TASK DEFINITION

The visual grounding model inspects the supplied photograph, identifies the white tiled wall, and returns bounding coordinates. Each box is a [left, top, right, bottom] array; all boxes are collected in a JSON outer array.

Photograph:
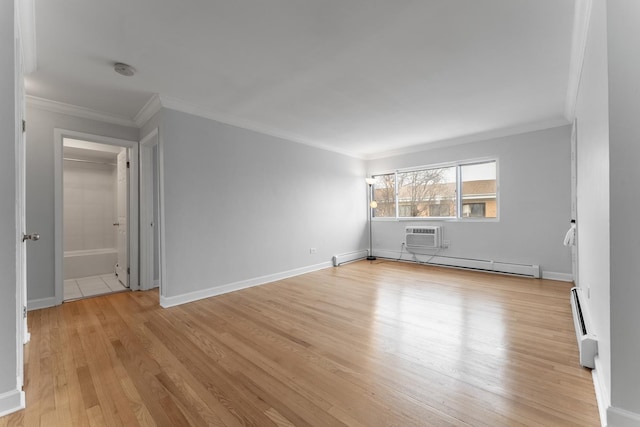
[[63, 160, 117, 252], [64, 249, 118, 279]]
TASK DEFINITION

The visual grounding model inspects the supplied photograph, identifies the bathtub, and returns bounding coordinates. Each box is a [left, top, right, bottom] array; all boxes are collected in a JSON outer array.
[[64, 248, 118, 279]]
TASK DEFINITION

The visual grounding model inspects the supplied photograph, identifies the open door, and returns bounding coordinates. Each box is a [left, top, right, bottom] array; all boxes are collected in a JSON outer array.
[[115, 149, 129, 287], [140, 129, 161, 291]]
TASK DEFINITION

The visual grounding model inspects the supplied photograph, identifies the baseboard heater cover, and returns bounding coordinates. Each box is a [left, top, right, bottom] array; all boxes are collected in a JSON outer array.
[[380, 251, 540, 278], [428, 257, 540, 278], [333, 250, 368, 266], [570, 287, 598, 368]]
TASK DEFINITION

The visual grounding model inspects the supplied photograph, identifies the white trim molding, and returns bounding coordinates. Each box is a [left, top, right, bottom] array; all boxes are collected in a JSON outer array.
[[134, 94, 162, 127], [16, 0, 36, 73], [607, 406, 640, 427], [157, 94, 362, 159], [26, 96, 137, 128], [27, 296, 57, 311], [540, 271, 574, 282], [0, 389, 25, 418], [160, 261, 333, 308], [593, 355, 609, 426], [565, 0, 593, 121], [364, 117, 570, 160]]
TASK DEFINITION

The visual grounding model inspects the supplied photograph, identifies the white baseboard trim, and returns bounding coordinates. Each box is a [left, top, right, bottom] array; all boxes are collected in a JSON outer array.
[[593, 356, 609, 426], [375, 250, 544, 278], [153, 279, 160, 288], [27, 296, 57, 311], [607, 406, 640, 427], [541, 271, 574, 282], [160, 261, 333, 308], [0, 389, 25, 417]]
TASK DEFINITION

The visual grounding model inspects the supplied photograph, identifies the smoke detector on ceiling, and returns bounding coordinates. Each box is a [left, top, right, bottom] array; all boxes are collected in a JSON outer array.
[[114, 62, 136, 77]]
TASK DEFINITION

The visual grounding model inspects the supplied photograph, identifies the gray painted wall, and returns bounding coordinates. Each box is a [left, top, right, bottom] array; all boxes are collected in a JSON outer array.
[[608, 0, 640, 419], [159, 108, 367, 298], [573, 0, 611, 411], [366, 125, 572, 276], [25, 106, 138, 302], [0, 0, 18, 400]]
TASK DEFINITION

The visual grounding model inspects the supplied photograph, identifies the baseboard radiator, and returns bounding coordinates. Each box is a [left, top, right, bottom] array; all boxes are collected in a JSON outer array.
[[427, 256, 540, 278], [387, 251, 540, 278], [570, 287, 598, 368], [332, 250, 368, 267]]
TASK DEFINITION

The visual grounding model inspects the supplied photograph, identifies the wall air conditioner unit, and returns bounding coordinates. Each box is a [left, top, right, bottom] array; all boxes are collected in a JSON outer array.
[[570, 287, 598, 368], [405, 226, 441, 250]]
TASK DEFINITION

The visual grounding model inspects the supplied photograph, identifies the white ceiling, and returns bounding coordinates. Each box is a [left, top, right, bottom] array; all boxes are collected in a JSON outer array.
[[26, 0, 577, 158]]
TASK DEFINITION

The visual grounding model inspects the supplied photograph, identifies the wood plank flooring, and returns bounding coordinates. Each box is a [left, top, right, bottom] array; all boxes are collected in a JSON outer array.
[[1, 260, 600, 426]]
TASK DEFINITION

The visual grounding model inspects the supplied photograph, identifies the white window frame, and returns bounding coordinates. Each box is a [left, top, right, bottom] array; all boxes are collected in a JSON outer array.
[[369, 157, 499, 222]]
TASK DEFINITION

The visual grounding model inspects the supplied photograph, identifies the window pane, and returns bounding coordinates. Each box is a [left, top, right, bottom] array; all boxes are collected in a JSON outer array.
[[397, 167, 456, 217], [461, 161, 497, 218], [371, 174, 396, 218]]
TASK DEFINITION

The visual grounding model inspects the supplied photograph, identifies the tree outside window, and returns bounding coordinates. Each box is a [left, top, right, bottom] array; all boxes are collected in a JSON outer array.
[[371, 160, 497, 220]]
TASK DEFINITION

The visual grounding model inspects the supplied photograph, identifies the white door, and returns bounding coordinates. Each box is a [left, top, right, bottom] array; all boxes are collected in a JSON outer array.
[[140, 130, 157, 290], [15, 7, 29, 400], [116, 149, 129, 287], [15, 29, 28, 339]]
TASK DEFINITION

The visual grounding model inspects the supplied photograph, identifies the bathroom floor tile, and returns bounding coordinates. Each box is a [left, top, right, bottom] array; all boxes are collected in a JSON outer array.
[[76, 276, 105, 287], [64, 275, 130, 301], [64, 281, 83, 300], [105, 279, 127, 292], [80, 284, 111, 297]]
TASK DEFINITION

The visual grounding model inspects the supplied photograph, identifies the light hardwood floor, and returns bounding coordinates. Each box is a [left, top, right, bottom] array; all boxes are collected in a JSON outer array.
[[1, 260, 600, 426]]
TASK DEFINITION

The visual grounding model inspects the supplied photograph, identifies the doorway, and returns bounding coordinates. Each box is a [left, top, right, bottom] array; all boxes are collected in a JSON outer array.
[[62, 139, 128, 300], [54, 130, 139, 304]]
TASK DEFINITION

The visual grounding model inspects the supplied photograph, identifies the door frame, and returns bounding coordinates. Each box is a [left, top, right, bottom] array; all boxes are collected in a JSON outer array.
[[14, 0, 27, 408], [53, 129, 139, 305], [139, 128, 163, 292], [570, 119, 579, 285], [115, 148, 130, 287]]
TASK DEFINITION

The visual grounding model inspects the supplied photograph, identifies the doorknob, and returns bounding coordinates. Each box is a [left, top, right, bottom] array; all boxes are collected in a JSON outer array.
[[22, 233, 40, 242], [113, 222, 120, 226]]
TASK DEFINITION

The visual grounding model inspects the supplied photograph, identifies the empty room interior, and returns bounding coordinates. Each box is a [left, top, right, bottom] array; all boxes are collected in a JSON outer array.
[[2, 0, 640, 426]]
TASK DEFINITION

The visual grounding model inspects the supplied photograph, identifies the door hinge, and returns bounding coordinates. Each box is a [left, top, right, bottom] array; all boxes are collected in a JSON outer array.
[[126, 161, 130, 168], [23, 306, 27, 318], [22, 120, 26, 133], [127, 267, 130, 275]]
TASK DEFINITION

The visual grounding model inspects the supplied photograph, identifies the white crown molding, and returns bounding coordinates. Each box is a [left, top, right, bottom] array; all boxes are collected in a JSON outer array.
[[565, 0, 593, 121], [26, 96, 137, 128], [16, 0, 37, 74], [364, 117, 571, 160], [157, 94, 363, 159], [134, 93, 162, 127], [28, 92, 570, 162]]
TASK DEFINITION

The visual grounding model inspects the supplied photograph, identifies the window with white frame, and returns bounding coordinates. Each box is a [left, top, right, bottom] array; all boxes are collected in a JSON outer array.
[[371, 160, 497, 220]]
